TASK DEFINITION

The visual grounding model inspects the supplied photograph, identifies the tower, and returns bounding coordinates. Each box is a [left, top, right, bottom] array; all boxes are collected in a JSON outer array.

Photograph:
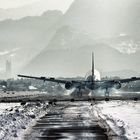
[[6, 60, 12, 79]]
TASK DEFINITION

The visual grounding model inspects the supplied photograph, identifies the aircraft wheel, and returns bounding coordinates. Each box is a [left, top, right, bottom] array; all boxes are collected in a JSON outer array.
[[48, 101, 53, 105], [21, 102, 26, 106], [88, 99, 91, 102], [53, 99, 57, 103], [105, 98, 109, 102], [71, 99, 75, 102], [134, 97, 138, 101]]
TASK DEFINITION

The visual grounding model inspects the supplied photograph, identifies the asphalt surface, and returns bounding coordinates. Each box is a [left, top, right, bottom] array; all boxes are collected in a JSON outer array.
[[1, 91, 140, 103], [24, 102, 108, 140]]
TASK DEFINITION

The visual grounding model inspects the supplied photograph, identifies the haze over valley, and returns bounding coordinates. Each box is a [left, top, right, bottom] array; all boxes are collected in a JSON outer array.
[[0, 0, 140, 79]]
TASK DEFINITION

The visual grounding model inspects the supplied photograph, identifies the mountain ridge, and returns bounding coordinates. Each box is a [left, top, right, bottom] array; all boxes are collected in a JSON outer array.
[[0, 10, 63, 74], [22, 0, 140, 76]]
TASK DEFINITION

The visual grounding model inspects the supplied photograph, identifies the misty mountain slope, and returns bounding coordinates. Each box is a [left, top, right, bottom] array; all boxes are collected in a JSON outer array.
[[0, 10, 63, 71], [0, 0, 73, 21], [0, 4, 46, 21], [0, 10, 62, 51], [62, 0, 140, 52], [104, 35, 140, 54], [21, 0, 140, 77], [24, 0, 140, 76], [22, 42, 140, 77], [45, 25, 95, 50], [63, 0, 140, 38], [102, 70, 140, 78], [21, 25, 95, 76]]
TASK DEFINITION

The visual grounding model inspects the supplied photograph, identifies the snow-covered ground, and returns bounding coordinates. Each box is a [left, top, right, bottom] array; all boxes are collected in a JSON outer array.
[[0, 98, 140, 140], [0, 102, 49, 140], [93, 101, 140, 140]]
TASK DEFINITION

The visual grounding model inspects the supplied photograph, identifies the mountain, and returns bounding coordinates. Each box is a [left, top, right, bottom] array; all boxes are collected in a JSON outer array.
[[62, 0, 140, 53], [0, 0, 73, 21], [63, 0, 140, 38], [20, 0, 140, 77], [0, 4, 47, 21], [0, 10, 63, 74], [102, 70, 140, 78], [22, 40, 140, 77]]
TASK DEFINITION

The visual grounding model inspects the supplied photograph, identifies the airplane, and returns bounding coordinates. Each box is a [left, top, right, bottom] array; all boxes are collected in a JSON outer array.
[[18, 53, 140, 97]]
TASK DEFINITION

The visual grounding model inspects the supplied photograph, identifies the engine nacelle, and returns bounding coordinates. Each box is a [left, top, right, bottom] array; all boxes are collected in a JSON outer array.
[[113, 81, 121, 89], [65, 82, 73, 90]]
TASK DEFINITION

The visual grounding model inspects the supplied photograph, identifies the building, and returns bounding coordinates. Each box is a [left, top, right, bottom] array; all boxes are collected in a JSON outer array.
[[6, 60, 12, 79]]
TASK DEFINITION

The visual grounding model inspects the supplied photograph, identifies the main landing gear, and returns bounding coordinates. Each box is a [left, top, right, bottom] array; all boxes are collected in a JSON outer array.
[[105, 88, 110, 101], [77, 88, 82, 97], [89, 90, 96, 105], [48, 99, 57, 106]]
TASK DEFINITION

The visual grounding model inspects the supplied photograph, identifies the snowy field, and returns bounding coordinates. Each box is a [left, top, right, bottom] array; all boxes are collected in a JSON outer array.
[[0, 93, 140, 140], [0, 102, 49, 140], [0, 91, 43, 98], [93, 101, 140, 140]]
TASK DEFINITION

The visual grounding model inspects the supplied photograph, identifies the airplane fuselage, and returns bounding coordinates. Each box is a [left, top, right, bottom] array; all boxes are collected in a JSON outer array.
[[85, 81, 121, 90]]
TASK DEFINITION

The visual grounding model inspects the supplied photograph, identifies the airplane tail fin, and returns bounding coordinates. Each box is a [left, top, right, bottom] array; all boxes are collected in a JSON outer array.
[[92, 52, 95, 81]]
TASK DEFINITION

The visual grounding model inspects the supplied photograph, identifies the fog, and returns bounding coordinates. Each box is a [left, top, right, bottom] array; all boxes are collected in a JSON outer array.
[[0, 0, 140, 79]]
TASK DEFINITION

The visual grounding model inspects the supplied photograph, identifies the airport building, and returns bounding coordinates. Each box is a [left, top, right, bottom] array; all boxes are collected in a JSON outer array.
[[0, 60, 12, 80], [6, 60, 12, 79]]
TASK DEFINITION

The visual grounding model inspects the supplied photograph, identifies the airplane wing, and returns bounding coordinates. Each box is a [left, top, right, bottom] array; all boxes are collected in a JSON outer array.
[[100, 77, 140, 83], [118, 77, 140, 83], [18, 75, 81, 84]]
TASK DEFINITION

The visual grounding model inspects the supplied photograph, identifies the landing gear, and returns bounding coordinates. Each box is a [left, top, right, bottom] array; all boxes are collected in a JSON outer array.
[[91, 90, 95, 96], [105, 92, 109, 97], [48, 99, 57, 106], [77, 88, 82, 97], [105, 88, 109, 97], [48, 101, 53, 105], [89, 90, 96, 105], [105, 88, 110, 101], [48, 101, 56, 106]]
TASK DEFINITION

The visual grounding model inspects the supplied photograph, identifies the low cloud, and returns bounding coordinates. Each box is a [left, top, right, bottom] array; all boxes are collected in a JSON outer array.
[[0, 48, 20, 56], [0, 51, 9, 56]]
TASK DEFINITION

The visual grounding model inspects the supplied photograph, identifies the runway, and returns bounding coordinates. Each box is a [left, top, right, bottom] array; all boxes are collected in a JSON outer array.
[[24, 102, 108, 140], [0, 91, 140, 103]]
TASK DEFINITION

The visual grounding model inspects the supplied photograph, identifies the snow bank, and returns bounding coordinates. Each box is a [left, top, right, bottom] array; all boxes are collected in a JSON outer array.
[[93, 101, 140, 140], [0, 102, 49, 140]]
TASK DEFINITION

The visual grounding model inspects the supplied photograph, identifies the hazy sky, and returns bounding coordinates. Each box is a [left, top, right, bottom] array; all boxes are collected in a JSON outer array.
[[0, 0, 74, 12]]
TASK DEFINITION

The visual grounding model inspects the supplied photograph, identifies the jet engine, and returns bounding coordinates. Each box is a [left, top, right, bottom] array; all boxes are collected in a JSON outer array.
[[113, 81, 121, 89], [65, 82, 73, 90]]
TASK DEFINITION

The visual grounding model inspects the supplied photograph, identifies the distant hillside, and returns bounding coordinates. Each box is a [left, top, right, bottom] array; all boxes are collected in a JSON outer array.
[[0, 10, 63, 73], [0, 0, 65, 21], [101, 70, 140, 78], [22, 42, 140, 77], [0, 3, 49, 21], [22, 0, 140, 77], [63, 0, 140, 38]]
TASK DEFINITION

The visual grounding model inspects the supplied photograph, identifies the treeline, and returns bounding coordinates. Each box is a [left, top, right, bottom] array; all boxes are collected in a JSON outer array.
[[0, 78, 65, 94], [0, 77, 140, 92]]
